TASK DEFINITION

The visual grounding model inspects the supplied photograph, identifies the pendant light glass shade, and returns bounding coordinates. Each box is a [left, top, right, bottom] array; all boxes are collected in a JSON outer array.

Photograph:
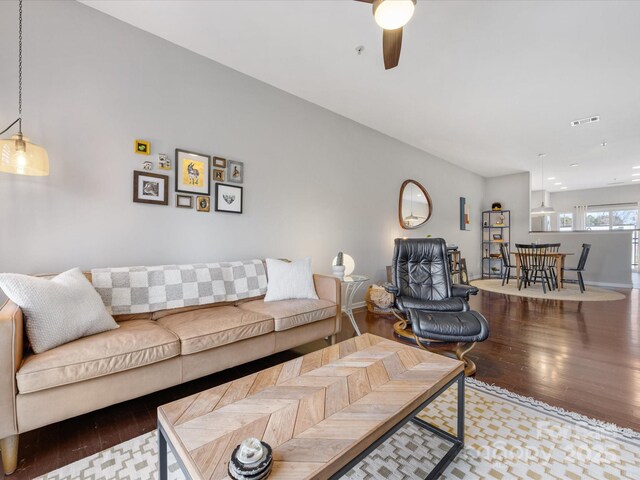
[[530, 203, 555, 216], [373, 0, 416, 30], [0, 134, 49, 176]]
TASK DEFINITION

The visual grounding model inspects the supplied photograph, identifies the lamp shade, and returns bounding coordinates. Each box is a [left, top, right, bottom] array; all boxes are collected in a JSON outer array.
[[373, 0, 416, 30], [0, 134, 49, 176], [332, 254, 355, 276], [530, 203, 555, 216]]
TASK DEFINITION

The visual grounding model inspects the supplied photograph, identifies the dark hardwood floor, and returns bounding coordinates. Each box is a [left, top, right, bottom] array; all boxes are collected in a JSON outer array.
[[5, 287, 640, 478]]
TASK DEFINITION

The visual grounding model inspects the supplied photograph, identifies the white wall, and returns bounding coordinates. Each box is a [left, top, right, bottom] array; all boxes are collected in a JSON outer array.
[[0, 1, 484, 289]]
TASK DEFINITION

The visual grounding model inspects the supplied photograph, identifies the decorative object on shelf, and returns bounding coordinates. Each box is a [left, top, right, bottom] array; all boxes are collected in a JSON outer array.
[[531, 154, 555, 215], [228, 159, 244, 184], [332, 252, 355, 277], [460, 197, 471, 231], [176, 194, 193, 209], [213, 168, 225, 182], [228, 438, 272, 480], [366, 284, 394, 313], [142, 161, 153, 171], [134, 139, 150, 155], [493, 234, 503, 241], [399, 179, 432, 229], [0, 0, 49, 176], [492, 202, 502, 211], [483, 221, 488, 227], [494, 214, 505, 226], [133, 171, 168, 205], [196, 195, 210, 212], [175, 149, 211, 195], [158, 154, 171, 170], [215, 183, 243, 213], [491, 266, 500, 273], [213, 156, 227, 168]]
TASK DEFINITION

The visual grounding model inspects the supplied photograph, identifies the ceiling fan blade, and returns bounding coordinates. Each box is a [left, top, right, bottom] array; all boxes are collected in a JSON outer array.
[[383, 27, 403, 69]]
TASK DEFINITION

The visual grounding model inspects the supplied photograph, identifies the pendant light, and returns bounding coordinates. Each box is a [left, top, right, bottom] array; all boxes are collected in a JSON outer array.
[[531, 154, 555, 216], [0, 0, 49, 176]]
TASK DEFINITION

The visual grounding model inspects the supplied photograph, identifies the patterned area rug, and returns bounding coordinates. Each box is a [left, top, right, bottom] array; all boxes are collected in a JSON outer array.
[[471, 279, 626, 302], [36, 379, 640, 480]]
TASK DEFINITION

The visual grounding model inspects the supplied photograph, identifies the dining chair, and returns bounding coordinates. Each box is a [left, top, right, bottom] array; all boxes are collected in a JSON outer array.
[[499, 242, 516, 286], [515, 243, 554, 293], [546, 243, 561, 289], [562, 243, 591, 293]]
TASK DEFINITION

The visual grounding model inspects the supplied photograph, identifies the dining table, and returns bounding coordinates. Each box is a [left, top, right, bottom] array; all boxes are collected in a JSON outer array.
[[510, 251, 574, 290]]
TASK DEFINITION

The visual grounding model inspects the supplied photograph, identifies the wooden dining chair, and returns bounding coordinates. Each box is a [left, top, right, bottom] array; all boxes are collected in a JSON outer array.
[[546, 243, 561, 290], [499, 242, 516, 286], [515, 243, 554, 293], [562, 243, 591, 293]]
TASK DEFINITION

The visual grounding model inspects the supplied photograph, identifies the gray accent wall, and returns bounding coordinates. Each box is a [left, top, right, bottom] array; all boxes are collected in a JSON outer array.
[[0, 1, 484, 284]]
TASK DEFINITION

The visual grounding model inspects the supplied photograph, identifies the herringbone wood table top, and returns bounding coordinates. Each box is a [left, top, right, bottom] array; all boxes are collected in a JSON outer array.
[[158, 333, 463, 480]]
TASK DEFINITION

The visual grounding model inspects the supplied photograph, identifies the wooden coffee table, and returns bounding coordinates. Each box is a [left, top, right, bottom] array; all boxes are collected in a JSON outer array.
[[158, 334, 464, 480]]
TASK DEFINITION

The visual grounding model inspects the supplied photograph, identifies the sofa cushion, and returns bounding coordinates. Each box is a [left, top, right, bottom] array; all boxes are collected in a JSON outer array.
[[16, 319, 179, 394], [157, 306, 274, 355], [237, 299, 337, 331]]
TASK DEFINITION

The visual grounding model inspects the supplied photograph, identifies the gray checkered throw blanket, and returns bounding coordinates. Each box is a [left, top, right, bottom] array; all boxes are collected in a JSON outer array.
[[91, 260, 267, 315]]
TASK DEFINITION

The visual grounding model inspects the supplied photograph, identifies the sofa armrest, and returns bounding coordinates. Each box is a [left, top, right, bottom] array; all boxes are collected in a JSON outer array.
[[313, 274, 342, 333], [0, 301, 23, 439]]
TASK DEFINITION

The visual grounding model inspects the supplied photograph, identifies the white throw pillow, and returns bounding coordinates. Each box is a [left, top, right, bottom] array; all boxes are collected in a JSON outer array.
[[0, 268, 118, 353], [264, 258, 319, 302]]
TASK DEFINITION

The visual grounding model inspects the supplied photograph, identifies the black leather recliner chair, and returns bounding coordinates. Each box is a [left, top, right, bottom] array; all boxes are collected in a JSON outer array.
[[384, 238, 489, 376]]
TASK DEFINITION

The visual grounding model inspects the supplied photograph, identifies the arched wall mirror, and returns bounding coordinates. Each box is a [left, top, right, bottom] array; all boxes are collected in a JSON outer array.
[[399, 179, 433, 229]]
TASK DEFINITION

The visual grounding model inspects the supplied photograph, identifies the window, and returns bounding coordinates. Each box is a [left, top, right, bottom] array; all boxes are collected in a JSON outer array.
[[585, 205, 638, 231], [558, 213, 573, 231]]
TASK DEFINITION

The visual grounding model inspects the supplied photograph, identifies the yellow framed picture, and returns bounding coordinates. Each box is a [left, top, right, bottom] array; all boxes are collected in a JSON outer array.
[[175, 149, 211, 195], [196, 195, 210, 212], [134, 139, 151, 155]]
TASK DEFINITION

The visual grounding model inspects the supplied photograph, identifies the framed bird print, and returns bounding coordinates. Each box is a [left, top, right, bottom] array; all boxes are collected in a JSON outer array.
[[175, 149, 211, 195]]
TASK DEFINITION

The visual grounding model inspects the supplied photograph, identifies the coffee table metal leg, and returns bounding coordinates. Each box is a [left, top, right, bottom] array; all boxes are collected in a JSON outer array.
[[158, 427, 168, 480]]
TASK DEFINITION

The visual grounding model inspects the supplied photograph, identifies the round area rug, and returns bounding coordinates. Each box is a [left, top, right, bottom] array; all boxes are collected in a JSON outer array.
[[471, 279, 626, 301]]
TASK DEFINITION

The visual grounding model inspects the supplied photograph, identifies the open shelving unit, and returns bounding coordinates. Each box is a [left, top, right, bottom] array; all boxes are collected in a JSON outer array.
[[482, 209, 511, 279]]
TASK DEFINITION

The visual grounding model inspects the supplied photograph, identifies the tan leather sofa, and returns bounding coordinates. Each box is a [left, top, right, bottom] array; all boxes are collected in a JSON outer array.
[[0, 273, 341, 475]]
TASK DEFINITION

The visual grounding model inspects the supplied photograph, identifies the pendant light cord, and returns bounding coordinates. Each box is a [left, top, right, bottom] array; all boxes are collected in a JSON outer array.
[[1, 0, 22, 136], [18, 0, 23, 132]]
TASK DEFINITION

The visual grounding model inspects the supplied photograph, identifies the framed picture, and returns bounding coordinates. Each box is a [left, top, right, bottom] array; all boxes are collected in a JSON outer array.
[[213, 169, 225, 182], [175, 149, 211, 195], [196, 195, 210, 212], [493, 234, 503, 241], [135, 139, 150, 155], [133, 171, 168, 205], [227, 160, 244, 184], [143, 161, 153, 171], [158, 154, 171, 170], [215, 183, 243, 214], [213, 156, 227, 168], [176, 194, 193, 209]]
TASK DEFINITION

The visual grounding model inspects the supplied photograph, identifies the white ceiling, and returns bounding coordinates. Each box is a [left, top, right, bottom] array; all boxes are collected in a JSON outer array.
[[81, 0, 640, 192]]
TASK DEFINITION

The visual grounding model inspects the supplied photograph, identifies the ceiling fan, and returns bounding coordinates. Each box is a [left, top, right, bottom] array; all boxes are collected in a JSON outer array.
[[355, 0, 417, 69]]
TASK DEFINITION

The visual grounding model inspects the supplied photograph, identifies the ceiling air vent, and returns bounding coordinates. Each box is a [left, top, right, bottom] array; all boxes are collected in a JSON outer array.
[[570, 115, 600, 127]]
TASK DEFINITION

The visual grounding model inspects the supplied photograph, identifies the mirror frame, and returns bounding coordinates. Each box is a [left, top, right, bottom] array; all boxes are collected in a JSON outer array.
[[398, 179, 433, 229]]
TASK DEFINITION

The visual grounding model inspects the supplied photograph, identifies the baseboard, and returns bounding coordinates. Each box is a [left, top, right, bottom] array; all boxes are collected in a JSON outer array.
[[583, 281, 633, 289]]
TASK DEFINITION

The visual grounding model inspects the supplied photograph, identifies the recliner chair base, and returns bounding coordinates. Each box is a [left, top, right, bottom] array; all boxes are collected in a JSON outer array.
[[393, 313, 484, 377]]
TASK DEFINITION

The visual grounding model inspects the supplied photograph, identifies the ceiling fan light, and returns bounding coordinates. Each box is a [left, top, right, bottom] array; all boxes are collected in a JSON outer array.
[[0, 133, 49, 176], [373, 0, 416, 30]]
